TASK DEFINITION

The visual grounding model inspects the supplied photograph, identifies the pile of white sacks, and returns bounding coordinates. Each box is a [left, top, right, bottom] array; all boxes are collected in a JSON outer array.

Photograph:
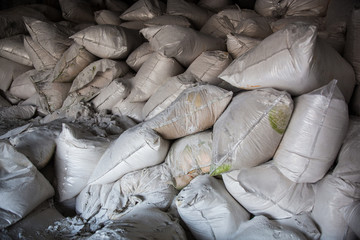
[[0, 0, 359, 239]]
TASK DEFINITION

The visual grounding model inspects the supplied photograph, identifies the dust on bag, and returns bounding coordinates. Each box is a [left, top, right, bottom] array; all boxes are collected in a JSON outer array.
[[126, 42, 154, 72], [274, 80, 349, 183], [211, 88, 293, 176], [0, 35, 33, 66], [226, 33, 262, 59]]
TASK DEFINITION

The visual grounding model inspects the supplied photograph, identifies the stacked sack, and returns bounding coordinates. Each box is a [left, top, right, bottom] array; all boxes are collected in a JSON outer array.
[[0, 0, 360, 239]]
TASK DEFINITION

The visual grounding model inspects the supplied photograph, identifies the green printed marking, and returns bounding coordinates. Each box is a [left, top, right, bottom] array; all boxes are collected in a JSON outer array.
[[210, 164, 231, 176], [268, 105, 292, 134]]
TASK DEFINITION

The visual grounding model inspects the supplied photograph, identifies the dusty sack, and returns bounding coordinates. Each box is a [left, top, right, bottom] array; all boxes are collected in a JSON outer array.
[[0, 57, 32, 91], [0, 35, 33, 66], [126, 42, 154, 72], [120, 0, 163, 21], [226, 33, 261, 59]]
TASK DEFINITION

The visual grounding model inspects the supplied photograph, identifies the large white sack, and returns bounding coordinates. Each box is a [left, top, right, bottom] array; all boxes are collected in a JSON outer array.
[[9, 121, 62, 169], [77, 164, 176, 222], [0, 35, 32, 66], [232, 215, 308, 240], [9, 69, 37, 100], [144, 15, 192, 28], [24, 17, 74, 63], [166, 130, 213, 189], [62, 59, 129, 108], [142, 73, 197, 121], [185, 50, 232, 86], [120, 0, 163, 21], [332, 117, 360, 186], [0, 57, 32, 91], [70, 25, 143, 59], [0, 141, 55, 229], [127, 52, 184, 102], [141, 25, 226, 67], [87, 206, 186, 240], [254, 0, 329, 18], [166, 0, 212, 30], [145, 84, 233, 139], [176, 175, 250, 240], [55, 124, 112, 202], [112, 97, 146, 122], [345, 8, 360, 84], [91, 77, 130, 112], [211, 88, 293, 176], [88, 125, 169, 185], [126, 42, 154, 72], [23, 36, 57, 71], [52, 43, 97, 83], [226, 33, 261, 59], [274, 81, 349, 183], [222, 163, 315, 219], [59, 0, 95, 24], [219, 23, 356, 102], [312, 175, 359, 240], [200, 8, 272, 39], [94, 10, 122, 25]]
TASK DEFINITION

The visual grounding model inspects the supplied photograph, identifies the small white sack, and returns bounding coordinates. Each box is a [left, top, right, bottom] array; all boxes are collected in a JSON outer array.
[[0, 141, 54, 229], [166, 130, 213, 189], [274, 81, 349, 183], [120, 0, 163, 21], [226, 33, 262, 59], [219, 23, 356, 102], [88, 125, 170, 185], [223, 163, 315, 219], [127, 52, 184, 102], [0, 35, 32, 66], [70, 25, 143, 59], [141, 25, 226, 67], [112, 97, 146, 122], [211, 88, 293, 175], [9, 69, 37, 100], [0, 57, 32, 91], [176, 175, 250, 240], [126, 42, 154, 72], [145, 84, 233, 139], [55, 124, 112, 202]]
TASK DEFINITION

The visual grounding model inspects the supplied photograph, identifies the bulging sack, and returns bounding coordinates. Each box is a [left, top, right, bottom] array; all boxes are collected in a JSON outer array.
[[219, 23, 356, 102], [70, 25, 143, 59], [0, 57, 32, 91], [211, 88, 293, 176], [145, 84, 233, 139], [126, 42, 154, 72], [176, 175, 250, 240], [120, 0, 163, 21], [166, 130, 213, 189], [226, 33, 261, 59], [141, 25, 226, 67], [274, 81, 349, 183], [0, 35, 33, 66], [223, 162, 315, 219], [88, 125, 170, 185]]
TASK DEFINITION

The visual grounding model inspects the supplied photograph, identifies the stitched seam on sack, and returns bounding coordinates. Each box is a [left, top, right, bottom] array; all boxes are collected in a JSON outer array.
[[78, 36, 125, 52]]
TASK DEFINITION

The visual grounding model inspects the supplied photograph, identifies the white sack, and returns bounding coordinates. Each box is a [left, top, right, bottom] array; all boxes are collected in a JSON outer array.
[[145, 84, 233, 139], [176, 175, 250, 240], [55, 124, 112, 202], [70, 25, 143, 59], [223, 163, 315, 219], [23, 36, 57, 71], [200, 9, 272, 39], [91, 77, 130, 112], [52, 43, 97, 83], [166, 0, 212, 29], [59, 0, 95, 24], [120, 0, 163, 21], [274, 81, 349, 183], [62, 59, 129, 108], [142, 73, 197, 121], [88, 125, 170, 185], [9, 69, 37, 100], [112, 97, 146, 122], [166, 130, 213, 189], [341, 201, 360, 238], [0, 141, 55, 229], [87, 206, 186, 240], [126, 42, 154, 72], [254, 0, 329, 18], [0, 57, 32, 91], [312, 175, 359, 240], [211, 88, 293, 176], [0, 35, 32, 66], [0, 105, 36, 120], [233, 215, 308, 240], [185, 50, 232, 86], [141, 25, 226, 67], [345, 8, 360, 84], [94, 10, 122, 25], [127, 52, 184, 102], [219, 23, 356, 102], [226, 33, 261, 59], [144, 15, 192, 28]]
